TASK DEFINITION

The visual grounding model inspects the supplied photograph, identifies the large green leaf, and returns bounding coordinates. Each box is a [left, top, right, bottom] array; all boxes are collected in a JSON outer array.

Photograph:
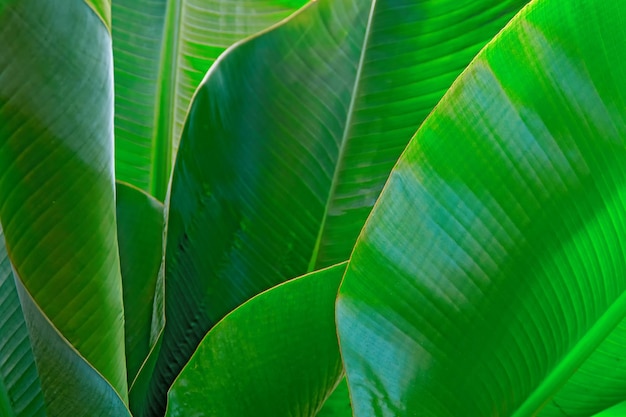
[[0, 230, 45, 416], [112, 0, 307, 199], [165, 262, 346, 417], [116, 181, 164, 385], [147, 0, 529, 413], [337, 0, 626, 415], [0, 0, 127, 400]]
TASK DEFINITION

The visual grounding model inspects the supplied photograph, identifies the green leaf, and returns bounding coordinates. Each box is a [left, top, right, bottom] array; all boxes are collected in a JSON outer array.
[[317, 378, 353, 417], [0, 230, 45, 416], [112, 0, 307, 199], [15, 276, 131, 417], [336, 0, 626, 415], [150, 0, 528, 412], [84, 0, 111, 31], [0, 0, 127, 400], [593, 401, 626, 417], [129, 335, 163, 417], [165, 262, 347, 417], [116, 181, 164, 385]]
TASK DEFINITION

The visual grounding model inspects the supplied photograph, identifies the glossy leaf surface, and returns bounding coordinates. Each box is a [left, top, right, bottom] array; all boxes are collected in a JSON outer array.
[[112, 0, 307, 199], [165, 263, 346, 417], [337, 0, 626, 415], [0, 230, 44, 417], [151, 0, 528, 412], [116, 181, 164, 385], [0, 0, 127, 399]]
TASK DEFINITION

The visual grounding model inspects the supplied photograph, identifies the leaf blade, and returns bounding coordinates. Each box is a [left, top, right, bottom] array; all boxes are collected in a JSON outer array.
[[151, 0, 529, 411], [0, 0, 127, 399], [337, 0, 626, 415], [165, 263, 347, 417], [0, 230, 45, 417]]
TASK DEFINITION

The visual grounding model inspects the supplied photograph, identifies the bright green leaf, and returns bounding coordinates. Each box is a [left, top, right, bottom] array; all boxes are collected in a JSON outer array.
[[149, 0, 528, 412], [0, 0, 127, 399], [165, 262, 346, 417], [337, 0, 626, 415], [317, 378, 353, 417], [593, 401, 626, 417]]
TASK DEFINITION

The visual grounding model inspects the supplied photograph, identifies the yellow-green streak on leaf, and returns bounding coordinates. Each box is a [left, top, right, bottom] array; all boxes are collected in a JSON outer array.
[[84, 0, 111, 31]]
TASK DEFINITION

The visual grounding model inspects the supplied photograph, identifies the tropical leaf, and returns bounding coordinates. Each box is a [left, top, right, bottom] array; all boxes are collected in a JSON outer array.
[[116, 181, 164, 385], [0, 230, 45, 417], [336, 0, 626, 415], [0, 0, 127, 399], [112, 0, 308, 199], [147, 0, 529, 413], [165, 262, 346, 417]]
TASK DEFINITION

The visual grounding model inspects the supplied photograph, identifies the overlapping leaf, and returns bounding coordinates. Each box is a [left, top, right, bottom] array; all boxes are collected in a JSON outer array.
[[165, 263, 346, 416], [0, 230, 44, 417], [112, 0, 308, 199], [0, 0, 127, 400], [147, 0, 529, 413], [15, 276, 131, 416], [116, 181, 164, 385], [337, 0, 626, 415]]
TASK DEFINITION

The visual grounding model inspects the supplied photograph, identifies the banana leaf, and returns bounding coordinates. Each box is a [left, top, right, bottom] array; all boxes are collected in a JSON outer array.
[[0, 0, 127, 400], [165, 263, 346, 417], [148, 0, 529, 413], [336, 0, 626, 415], [112, 0, 307, 199]]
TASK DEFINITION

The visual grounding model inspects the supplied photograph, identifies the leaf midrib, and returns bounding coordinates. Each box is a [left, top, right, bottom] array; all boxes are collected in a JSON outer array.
[[306, 0, 378, 272], [512, 289, 626, 416]]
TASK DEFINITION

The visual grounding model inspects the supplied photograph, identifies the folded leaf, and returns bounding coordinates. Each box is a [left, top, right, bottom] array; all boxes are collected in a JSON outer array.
[[151, 0, 529, 412], [0, 0, 127, 399], [337, 0, 626, 415], [15, 275, 131, 417], [165, 262, 346, 417], [0, 230, 44, 417]]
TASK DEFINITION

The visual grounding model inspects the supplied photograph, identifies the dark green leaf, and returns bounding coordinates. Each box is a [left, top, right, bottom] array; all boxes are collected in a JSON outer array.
[[116, 181, 164, 385], [0, 230, 45, 416]]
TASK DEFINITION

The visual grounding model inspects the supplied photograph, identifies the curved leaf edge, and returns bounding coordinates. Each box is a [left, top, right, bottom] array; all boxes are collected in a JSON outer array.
[[336, 0, 626, 415], [165, 260, 349, 412], [13, 270, 131, 414]]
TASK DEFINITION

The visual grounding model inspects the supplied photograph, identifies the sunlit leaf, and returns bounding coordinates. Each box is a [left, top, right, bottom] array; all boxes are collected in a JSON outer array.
[[337, 1, 626, 415]]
